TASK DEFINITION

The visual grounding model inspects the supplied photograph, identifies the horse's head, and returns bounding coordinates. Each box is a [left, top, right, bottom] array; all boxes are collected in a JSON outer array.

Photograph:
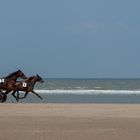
[[6, 69, 27, 80], [16, 69, 27, 79], [36, 74, 44, 83]]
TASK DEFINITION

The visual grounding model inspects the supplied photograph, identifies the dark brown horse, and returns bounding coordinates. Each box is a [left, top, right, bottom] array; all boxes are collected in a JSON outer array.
[[12, 74, 44, 101], [0, 70, 27, 102]]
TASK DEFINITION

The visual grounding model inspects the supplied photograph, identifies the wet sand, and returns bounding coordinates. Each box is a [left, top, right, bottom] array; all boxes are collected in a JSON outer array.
[[0, 104, 140, 140]]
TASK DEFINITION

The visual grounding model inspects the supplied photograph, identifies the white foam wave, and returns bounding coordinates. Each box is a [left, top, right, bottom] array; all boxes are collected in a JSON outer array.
[[35, 89, 140, 95]]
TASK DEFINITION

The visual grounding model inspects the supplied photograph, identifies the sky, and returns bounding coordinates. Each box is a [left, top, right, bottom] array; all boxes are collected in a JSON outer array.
[[0, 0, 140, 78]]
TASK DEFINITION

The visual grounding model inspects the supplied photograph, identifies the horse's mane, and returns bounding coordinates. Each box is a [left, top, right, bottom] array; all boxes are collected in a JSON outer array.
[[6, 71, 18, 78], [28, 76, 35, 80]]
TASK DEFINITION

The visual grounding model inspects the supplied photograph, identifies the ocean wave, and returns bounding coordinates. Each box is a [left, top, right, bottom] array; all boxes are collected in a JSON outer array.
[[34, 89, 140, 95]]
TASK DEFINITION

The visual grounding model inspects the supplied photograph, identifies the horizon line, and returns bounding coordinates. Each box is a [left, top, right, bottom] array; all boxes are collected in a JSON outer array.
[[43, 77, 140, 79]]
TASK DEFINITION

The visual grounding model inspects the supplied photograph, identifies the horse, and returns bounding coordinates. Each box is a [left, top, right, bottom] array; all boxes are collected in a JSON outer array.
[[12, 74, 44, 102], [0, 90, 5, 101], [0, 70, 27, 102]]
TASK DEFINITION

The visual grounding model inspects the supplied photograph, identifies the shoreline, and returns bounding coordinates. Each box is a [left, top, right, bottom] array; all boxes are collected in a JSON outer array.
[[0, 103, 140, 140], [6, 93, 140, 104]]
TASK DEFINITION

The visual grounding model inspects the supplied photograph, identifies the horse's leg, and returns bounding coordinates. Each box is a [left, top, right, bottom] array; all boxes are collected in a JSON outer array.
[[0, 91, 4, 102], [0, 91, 3, 100], [12, 91, 18, 102], [0, 91, 7, 103], [31, 91, 43, 100], [17, 91, 19, 99], [0, 90, 10, 103]]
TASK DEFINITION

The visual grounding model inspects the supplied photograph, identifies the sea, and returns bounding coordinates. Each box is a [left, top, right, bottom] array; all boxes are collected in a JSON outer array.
[[6, 78, 140, 104]]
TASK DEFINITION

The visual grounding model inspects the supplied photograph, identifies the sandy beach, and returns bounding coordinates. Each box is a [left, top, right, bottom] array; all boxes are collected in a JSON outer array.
[[0, 104, 140, 140]]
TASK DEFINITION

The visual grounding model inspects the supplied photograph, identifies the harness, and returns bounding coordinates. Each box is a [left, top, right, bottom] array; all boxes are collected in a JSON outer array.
[[0, 78, 7, 90], [0, 78, 5, 84]]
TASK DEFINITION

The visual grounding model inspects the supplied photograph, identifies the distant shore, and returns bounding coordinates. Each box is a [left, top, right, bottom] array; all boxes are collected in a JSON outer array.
[[0, 104, 140, 140]]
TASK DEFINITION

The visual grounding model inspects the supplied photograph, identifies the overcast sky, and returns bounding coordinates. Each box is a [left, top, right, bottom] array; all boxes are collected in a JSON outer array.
[[0, 0, 140, 78]]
